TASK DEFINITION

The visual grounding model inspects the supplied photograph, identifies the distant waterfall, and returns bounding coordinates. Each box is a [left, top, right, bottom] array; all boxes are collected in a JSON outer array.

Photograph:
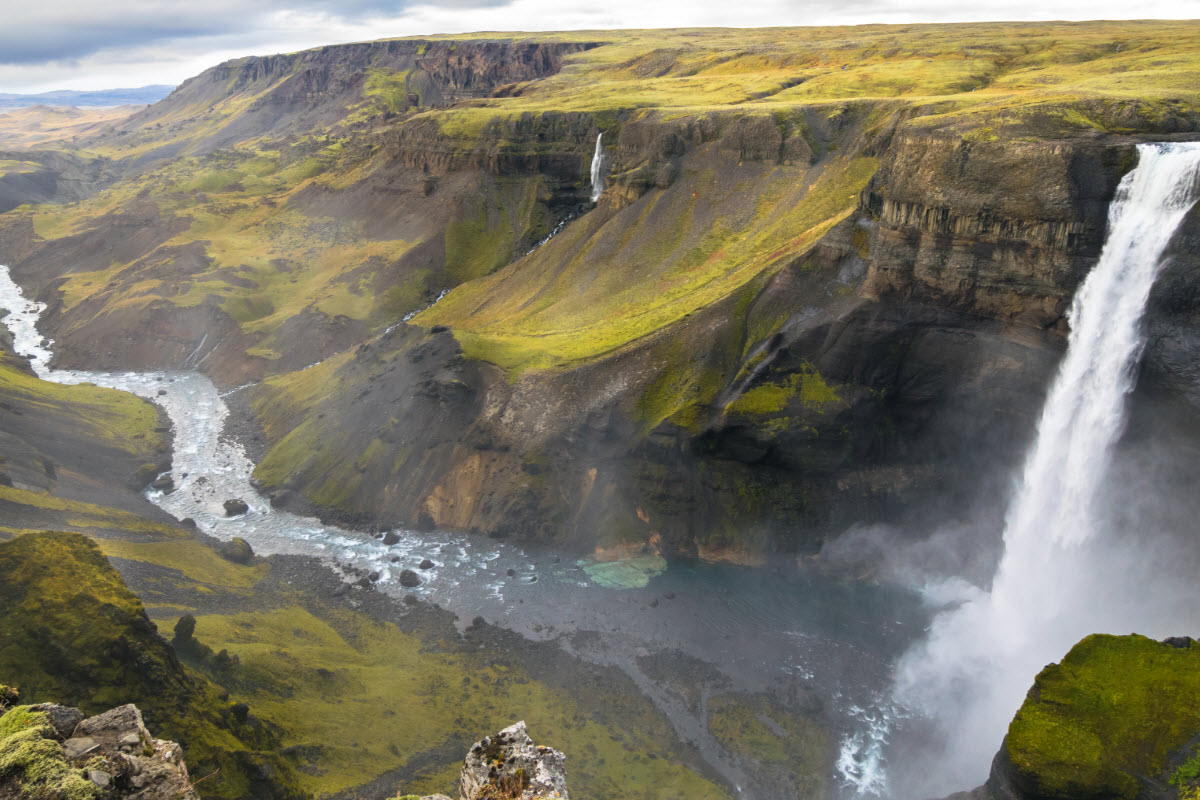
[[888, 142, 1200, 795], [590, 133, 605, 203]]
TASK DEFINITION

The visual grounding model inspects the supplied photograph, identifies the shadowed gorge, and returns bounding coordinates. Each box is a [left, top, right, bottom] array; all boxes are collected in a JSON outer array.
[[1, 18, 1200, 800]]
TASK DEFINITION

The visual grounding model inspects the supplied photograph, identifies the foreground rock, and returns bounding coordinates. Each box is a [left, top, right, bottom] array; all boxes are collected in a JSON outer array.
[[0, 688, 196, 800], [459, 721, 568, 800], [982, 634, 1200, 800]]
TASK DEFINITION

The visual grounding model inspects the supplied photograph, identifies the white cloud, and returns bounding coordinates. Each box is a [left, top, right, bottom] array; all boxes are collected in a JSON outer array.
[[1, 0, 1198, 93]]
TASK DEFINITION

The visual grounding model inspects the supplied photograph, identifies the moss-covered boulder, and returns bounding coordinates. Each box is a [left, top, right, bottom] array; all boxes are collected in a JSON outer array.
[[0, 705, 101, 800], [989, 634, 1200, 800], [0, 532, 307, 800]]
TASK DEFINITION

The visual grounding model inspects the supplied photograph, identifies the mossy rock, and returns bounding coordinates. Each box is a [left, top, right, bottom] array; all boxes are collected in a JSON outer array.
[[996, 634, 1200, 800], [0, 706, 101, 800]]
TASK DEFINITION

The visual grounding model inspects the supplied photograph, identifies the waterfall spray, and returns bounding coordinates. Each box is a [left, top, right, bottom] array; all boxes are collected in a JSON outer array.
[[590, 133, 605, 203], [888, 141, 1200, 796]]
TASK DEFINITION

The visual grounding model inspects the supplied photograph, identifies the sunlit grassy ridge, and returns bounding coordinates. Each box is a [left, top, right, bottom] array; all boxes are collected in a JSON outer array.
[[419, 154, 877, 372], [400, 21, 1200, 130]]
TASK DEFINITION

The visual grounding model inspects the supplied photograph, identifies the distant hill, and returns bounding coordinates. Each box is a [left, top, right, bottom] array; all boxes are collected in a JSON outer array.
[[0, 84, 173, 109]]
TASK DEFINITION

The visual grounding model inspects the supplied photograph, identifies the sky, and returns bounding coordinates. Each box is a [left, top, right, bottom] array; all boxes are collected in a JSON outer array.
[[1, 0, 1199, 94]]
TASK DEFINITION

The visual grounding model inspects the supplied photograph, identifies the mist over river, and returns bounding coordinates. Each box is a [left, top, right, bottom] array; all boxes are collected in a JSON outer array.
[[0, 265, 931, 799]]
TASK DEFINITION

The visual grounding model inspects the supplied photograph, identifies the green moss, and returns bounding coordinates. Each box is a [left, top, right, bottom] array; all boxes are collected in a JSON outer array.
[[364, 67, 417, 114], [444, 202, 516, 284], [726, 381, 793, 416], [1005, 634, 1200, 800], [725, 364, 843, 418], [0, 707, 101, 800], [0, 532, 305, 800], [708, 694, 828, 797], [1173, 749, 1200, 789]]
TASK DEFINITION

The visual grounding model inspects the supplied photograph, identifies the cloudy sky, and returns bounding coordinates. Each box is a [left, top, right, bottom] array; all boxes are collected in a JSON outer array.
[[2, 0, 1198, 93]]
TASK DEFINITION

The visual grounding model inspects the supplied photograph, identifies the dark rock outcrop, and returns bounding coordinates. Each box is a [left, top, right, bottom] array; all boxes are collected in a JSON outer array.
[[223, 498, 249, 516]]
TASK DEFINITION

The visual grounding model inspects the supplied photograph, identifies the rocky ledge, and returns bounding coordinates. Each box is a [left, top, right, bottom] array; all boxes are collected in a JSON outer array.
[[946, 634, 1200, 800], [0, 687, 195, 800], [398, 720, 568, 800]]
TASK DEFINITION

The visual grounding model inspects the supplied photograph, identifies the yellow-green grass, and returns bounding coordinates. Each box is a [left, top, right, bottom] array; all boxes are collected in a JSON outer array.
[[724, 365, 844, 417], [0, 487, 180, 539], [186, 605, 730, 800], [0, 159, 39, 176], [0, 357, 163, 462], [708, 694, 829, 797], [377, 21, 1200, 134], [418, 155, 877, 373], [98, 539, 267, 590]]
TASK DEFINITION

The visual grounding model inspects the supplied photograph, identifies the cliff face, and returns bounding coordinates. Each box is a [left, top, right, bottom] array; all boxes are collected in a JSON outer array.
[[246, 122, 1163, 559], [860, 132, 1134, 327]]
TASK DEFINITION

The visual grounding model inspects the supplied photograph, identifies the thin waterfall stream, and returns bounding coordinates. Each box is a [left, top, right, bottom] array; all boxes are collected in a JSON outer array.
[[590, 132, 605, 202]]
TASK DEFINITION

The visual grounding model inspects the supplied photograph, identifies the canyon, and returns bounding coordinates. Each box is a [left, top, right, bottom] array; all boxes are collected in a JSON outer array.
[[1, 20, 1200, 800]]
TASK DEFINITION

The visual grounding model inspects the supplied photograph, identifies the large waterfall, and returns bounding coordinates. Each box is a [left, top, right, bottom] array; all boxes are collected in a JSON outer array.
[[589, 132, 605, 203], [892, 141, 1200, 795]]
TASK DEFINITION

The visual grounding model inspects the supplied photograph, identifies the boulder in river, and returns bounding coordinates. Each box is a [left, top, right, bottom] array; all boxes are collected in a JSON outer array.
[[150, 474, 175, 493], [399, 569, 421, 587], [223, 499, 249, 516], [382, 531, 400, 546]]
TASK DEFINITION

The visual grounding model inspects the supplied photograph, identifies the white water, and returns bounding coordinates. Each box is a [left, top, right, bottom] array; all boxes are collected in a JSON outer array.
[[589, 132, 605, 203], [884, 141, 1200, 796]]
